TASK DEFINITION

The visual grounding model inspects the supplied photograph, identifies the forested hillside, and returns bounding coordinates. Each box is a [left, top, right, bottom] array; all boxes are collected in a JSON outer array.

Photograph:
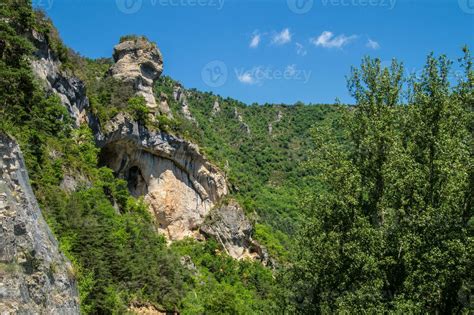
[[0, 1, 472, 314]]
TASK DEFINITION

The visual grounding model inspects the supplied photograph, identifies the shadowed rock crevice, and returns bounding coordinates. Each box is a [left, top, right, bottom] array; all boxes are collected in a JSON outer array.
[[127, 166, 147, 197]]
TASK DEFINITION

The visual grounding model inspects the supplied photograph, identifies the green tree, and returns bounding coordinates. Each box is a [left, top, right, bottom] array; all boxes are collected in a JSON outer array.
[[381, 52, 472, 312], [290, 52, 472, 313], [128, 96, 150, 124], [288, 110, 386, 314]]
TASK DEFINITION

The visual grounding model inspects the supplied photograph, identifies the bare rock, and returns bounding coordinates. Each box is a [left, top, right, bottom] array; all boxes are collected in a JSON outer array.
[[233, 108, 251, 135], [172, 85, 196, 122], [0, 134, 79, 314], [181, 97, 195, 122], [159, 92, 173, 118], [30, 29, 90, 127], [98, 114, 228, 240], [200, 200, 258, 260], [268, 123, 273, 134], [268, 110, 283, 135], [110, 37, 163, 110], [172, 84, 183, 102], [211, 99, 221, 116], [128, 303, 170, 315]]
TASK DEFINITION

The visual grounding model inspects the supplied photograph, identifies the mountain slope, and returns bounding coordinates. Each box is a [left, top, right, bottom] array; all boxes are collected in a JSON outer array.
[[1, 1, 334, 312]]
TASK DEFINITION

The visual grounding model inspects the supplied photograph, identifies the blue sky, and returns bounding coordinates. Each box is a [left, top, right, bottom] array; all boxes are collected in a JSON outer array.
[[36, 0, 474, 105]]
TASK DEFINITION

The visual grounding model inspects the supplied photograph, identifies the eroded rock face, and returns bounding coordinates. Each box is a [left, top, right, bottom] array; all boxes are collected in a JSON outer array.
[[233, 108, 251, 135], [159, 92, 173, 118], [98, 114, 228, 240], [173, 85, 196, 122], [200, 200, 255, 259], [211, 99, 221, 116], [110, 37, 163, 111], [29, 30, 263, 261], [268, 110, 283, 135], [0, 134, 79, 314], [30, 30, 90, 127], [128, 304, 170, 315], [97, 115, 265, 260]]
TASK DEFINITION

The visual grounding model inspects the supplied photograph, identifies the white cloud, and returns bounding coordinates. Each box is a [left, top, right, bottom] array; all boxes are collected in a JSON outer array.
[[235, 66, 267, 85], [272, 28, 292, 45], [366, 38, 380, 50], [311, 31, 357, 49], [237, 72, 257, 85], [249, 33, 261, 48], [296, 43, 307, 56]]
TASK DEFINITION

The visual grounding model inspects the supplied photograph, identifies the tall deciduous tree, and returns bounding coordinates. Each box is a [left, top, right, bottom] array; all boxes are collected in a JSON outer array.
[[290, 51, 472, 313]]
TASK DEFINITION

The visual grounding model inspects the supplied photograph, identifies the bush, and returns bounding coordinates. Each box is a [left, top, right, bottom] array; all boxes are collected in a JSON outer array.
[[127, 96, 150, 124]]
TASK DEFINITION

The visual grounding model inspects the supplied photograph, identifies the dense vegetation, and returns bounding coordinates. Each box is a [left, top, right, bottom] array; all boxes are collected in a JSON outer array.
[[1, 1, 472, 314], [287, 54, 473, 313]]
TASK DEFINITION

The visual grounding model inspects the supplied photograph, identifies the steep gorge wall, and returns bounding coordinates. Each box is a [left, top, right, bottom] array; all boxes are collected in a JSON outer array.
[[0, 134, 79, 314]]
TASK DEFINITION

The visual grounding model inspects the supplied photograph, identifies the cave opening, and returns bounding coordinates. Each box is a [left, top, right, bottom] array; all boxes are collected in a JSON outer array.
[[99, 144, 148, 197], [140, 62, 158, 79], [127, 165, 147, 197]]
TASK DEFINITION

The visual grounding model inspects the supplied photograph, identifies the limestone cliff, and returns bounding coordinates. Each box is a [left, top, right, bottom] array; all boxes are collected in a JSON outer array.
[[173, 84, 196, 122], [30, 29, 90, 127], [110, 37, 164, 113], [0, 134, 79, 314], [98, 113, 228, 240], [30, 34, 265, 261], [200, 200, 259, 260]]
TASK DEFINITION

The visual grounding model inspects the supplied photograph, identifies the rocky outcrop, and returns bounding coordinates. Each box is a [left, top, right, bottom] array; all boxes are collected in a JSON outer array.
[[172, 84, 184, 103], [181, 97, 195, 122], [172, 85, 196, 122], [0, 134, 79, 314], [97, 115, 266, 260], [233, 108, 251, 134], [268, 110, 283, 135], [30, 30, 90, 127], [97, 113, 228, 240], [110, 37, 163, 112], [158, 92, 173, 118], [200, 200, 260, 260], [211, 99, 221, 116], [128, 303, 170, 315]]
